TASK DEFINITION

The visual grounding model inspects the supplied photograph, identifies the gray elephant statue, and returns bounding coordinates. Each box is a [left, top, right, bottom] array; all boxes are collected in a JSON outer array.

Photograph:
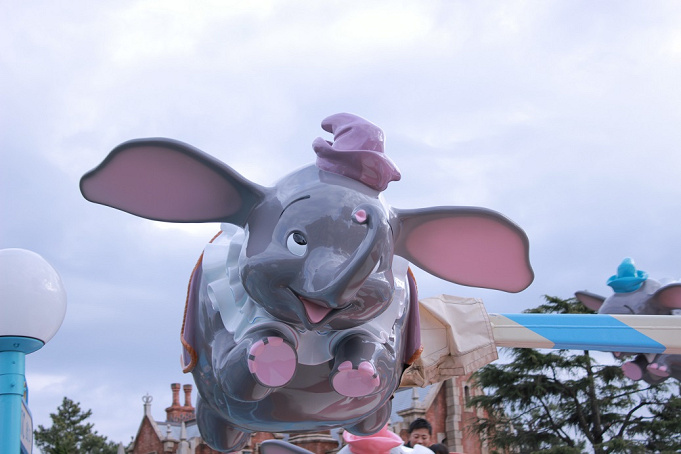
[[576, 257, 681, 384], [81, 113, 533, 452]]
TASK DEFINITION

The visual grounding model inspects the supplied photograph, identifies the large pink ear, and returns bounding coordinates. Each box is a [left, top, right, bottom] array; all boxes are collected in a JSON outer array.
[[393, 207, 533, 293], [80, 138, 265, 225], [574, 291, 606, 312], [654, 283, 681, 309]]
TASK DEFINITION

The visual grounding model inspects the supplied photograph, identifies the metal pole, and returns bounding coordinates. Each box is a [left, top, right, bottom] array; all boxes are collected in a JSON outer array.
[[0, 337, 43, 454], [0, 348, 25, 454]]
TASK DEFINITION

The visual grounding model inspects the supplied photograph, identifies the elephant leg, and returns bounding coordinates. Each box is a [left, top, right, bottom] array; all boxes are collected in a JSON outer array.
[[665, 354, 681, 382], [647, 354, 671, 378], [641, 370, 668, 385], [214, 329, 297, 401], [345, 400, 392, 436], [196, 396, 250, 452], [330, 335, 389, 397], [621, 354, 648, 381]]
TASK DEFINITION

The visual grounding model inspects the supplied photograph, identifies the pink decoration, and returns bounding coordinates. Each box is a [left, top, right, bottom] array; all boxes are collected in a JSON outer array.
[[342, 425, 403, 454]]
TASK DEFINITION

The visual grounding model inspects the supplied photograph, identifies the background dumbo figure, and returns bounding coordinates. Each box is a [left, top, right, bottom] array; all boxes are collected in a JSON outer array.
[[81, 113, 533, 452], [576, 258, 681, 384]]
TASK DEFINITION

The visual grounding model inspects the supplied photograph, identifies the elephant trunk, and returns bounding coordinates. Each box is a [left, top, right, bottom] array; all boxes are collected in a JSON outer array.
[[306, 205, 390, 308]]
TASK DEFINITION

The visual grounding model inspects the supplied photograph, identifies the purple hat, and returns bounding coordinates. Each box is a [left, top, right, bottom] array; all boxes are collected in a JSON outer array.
[[312, 113, 401, 192]]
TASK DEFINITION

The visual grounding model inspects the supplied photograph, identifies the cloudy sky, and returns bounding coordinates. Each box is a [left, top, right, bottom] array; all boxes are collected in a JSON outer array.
[[3, 0, 681, 448]]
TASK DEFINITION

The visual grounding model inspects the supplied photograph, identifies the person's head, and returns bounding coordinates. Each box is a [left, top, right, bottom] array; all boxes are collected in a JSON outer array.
[[429, 443, 449, 454], [407, 418, 432, 446]]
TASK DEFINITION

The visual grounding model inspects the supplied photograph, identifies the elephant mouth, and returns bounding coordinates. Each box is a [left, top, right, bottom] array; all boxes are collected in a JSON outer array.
[[289, 290, 358, 327], [287, 288, 339, 326], [298, 296, 333, 324]]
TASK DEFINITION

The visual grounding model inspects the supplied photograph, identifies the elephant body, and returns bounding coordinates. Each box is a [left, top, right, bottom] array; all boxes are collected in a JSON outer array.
[[81, 113, 533, 451], [576, 258, 681, 384], [187, 228, 415, 447]]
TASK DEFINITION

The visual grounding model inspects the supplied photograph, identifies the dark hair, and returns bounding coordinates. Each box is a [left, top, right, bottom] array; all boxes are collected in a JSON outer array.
[[408, 418, 432, 435], [429, 443, 449, 454]]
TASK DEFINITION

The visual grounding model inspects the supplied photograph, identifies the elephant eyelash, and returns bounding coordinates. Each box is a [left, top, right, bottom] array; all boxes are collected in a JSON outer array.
[[280, 195, 311, 218]]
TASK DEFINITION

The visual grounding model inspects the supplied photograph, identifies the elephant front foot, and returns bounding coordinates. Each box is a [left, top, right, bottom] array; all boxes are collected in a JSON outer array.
[[332, 360, 380, 397], [248, 336, 297, 387], [331, 334, 389, 397], [215, 332, 297, 401], [647, 362, 670, 378], [622, 361, 645, 381]]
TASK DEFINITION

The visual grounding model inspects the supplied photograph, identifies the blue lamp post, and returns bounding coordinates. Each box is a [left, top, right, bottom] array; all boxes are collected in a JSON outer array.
[[0, 249, 67, 454]]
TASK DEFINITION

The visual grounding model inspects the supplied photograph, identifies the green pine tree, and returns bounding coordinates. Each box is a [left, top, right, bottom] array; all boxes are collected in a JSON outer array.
[[34, 397, 119, 454], [468, 296, 681, 453]]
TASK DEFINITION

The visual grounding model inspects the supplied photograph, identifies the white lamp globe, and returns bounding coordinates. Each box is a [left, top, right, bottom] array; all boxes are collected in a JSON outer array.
[[0, 248, 67, 344]]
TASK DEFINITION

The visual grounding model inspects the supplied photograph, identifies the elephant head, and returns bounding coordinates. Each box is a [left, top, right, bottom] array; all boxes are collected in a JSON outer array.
[[81, 113, 534, 332]]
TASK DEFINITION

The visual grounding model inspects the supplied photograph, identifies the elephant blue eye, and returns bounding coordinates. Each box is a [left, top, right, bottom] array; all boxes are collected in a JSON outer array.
[[286, 231, 308, 256]]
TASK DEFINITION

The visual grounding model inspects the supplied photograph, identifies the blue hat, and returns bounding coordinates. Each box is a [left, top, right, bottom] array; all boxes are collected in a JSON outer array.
[[606, 258, 648, 293]]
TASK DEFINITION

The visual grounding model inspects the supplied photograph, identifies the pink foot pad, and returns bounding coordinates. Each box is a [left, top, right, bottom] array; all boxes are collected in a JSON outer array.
[[332, 361, 380, 397], [647, 363, 670, 378], [247, 337, 297, 387], [621, 361, 643, 380]]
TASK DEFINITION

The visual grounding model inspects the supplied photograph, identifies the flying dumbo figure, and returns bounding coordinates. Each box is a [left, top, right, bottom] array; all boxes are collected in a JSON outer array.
[[81, 113, 533, 452], [576, 258, 681, 384]]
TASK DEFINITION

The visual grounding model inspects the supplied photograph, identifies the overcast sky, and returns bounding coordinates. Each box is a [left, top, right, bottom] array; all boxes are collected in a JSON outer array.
[[3, 0, 681, 448]]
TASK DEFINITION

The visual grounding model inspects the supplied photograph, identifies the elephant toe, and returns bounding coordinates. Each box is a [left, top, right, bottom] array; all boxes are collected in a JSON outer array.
[[332, 360, 380, 397], [647, 363, 670, 378]]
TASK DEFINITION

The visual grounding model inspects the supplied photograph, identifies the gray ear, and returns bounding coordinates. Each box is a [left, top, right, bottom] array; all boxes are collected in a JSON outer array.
[[654, 283, 681, 309], [260, 440, 315, 454], [392, 206, 533, 293], [575, 291, 605, 312], [80, 138, 266, 225]]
